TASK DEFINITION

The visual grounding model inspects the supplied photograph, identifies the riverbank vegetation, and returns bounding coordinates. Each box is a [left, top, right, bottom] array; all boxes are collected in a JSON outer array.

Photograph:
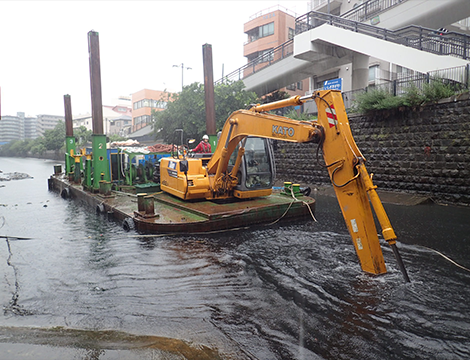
[[352, 78, 459, 114], [0, 123, 125, 158]]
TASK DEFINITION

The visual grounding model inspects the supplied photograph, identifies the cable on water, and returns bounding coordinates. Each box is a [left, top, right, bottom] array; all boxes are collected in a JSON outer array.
[[266, 184, 317, 226], [417, 245, 470, 273], [128, 225, 252, 238]]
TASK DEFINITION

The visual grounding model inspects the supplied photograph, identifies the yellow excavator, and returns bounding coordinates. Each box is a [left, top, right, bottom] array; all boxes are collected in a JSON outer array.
[[160, 90, 410, 282]]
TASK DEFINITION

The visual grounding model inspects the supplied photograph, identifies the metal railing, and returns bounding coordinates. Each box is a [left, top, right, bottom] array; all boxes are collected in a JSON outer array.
[[215, 39, 293, 85], [247, 5, 299, 21], [341, 64, 470, 110], [295, 11, 470, 60], [340, 0, 408, 23], [216, 9, 470, 89]]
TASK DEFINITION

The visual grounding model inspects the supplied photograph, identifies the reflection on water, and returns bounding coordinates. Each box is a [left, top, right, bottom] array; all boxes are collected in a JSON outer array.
[[1, 157, 469, 359]]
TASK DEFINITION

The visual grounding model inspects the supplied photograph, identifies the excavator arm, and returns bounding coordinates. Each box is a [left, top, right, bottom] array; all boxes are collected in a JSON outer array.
[[160, 90, 409, 280], [246, 90, 409, 280]]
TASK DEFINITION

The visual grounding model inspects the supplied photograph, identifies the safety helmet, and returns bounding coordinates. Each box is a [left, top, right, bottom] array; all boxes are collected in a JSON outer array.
[[202, 134, 209, 140]]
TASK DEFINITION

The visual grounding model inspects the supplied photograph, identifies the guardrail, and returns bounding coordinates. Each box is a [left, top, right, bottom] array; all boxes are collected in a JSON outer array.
[[215, 39, 293, 85], [295, 11, 470, 60], [341, 64, 470, 110], [340, 0, 408, 23]]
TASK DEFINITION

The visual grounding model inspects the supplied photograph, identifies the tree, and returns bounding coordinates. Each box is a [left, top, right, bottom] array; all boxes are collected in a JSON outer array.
[[261, 90, 290, 104], [43, 121, 66, 152], [108, 134, 128, 143], [30, 137, 46, 156], [74, 126, 93, 146], [152, 81, 258, 143]]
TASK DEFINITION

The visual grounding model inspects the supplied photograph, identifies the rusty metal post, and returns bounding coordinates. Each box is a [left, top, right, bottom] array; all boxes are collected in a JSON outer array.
[[88, 30, 110, 189], [202, 44, 216, 136], [144, 195, 155, 215], [88, 31, 104, 135], [64, 95, 76, 174], [137, 193, 146, 212]]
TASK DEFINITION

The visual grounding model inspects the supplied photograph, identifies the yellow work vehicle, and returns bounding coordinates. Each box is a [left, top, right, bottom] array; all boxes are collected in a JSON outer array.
[[160, 90, 410, 281]]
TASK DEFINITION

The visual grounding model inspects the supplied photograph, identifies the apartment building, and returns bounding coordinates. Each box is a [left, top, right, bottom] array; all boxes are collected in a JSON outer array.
[[240, 0, 470, 110], [309, 0, 470, 93], [243, 6, 308, 97], [0, 112, 64, 143], [36, 114, 64, 136], [131, 89, 172, 133], [0, 113, 25, 143]]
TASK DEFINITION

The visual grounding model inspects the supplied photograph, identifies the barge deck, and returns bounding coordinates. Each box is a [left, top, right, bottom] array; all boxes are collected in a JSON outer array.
[[48, 172, 315, 234]]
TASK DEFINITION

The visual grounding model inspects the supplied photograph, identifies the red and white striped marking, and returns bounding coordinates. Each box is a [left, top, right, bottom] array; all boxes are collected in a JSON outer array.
[[325, 104, 337, 128]]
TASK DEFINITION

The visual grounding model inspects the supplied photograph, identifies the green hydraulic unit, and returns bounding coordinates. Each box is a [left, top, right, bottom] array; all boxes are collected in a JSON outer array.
[[84, 150, 92, 190], [65, 136, 76, 175], [92, 134, 110, 190]]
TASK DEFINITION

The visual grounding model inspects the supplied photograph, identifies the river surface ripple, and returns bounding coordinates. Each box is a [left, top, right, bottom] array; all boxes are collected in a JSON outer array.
[[0, 157, 469, 359]]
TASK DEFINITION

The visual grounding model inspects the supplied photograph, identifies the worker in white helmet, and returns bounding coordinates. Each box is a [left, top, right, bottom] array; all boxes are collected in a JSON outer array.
[[193, 134, 211, 153]]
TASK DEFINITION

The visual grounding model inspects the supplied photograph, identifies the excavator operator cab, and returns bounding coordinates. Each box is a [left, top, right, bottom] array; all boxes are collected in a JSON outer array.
[[229, 137, 276, 193]]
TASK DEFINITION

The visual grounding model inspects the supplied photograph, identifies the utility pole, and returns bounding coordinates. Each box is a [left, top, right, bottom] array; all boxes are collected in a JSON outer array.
[[173, 63, 192, 91]]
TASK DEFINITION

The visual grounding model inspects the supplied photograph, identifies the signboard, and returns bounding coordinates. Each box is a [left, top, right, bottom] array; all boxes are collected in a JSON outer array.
[[371, 16, 380, 25], [323, 78, 343, 91]]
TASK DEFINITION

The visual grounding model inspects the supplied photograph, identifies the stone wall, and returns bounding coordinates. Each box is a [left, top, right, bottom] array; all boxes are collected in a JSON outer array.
[[273, 96, 470, 206]]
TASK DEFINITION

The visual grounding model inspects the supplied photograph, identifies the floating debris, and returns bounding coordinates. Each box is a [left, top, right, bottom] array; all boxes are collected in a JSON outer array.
[[0, 172, 34, 181]]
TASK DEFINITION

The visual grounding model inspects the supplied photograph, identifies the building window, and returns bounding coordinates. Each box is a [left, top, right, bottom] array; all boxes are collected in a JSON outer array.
[[369, 65, 379, 82], [247, 22, 274, 43], [259, 22, 274, 38], [287, 83, 296, 91], [133, 98, 167, 110], [297, 81, 303, 90]]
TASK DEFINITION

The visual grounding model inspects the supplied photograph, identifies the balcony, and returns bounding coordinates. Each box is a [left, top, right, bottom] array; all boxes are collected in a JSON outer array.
[[311, 0, 342, 13]]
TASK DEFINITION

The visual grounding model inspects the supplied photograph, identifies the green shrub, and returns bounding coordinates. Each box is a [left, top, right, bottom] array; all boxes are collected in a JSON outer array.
[[402, 84, 425, 107], [352, 89, 403, 113], [352, 78, 458, 114], [284, 109, 317, 121], [352, 89, 388, 113], [422, 78, 455, 102], [372, 94, 405, 110]]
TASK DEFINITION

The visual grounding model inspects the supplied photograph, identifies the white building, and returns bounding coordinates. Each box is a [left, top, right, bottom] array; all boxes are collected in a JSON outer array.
[[0, 112, 64, 143], [239, 0, 470, 111], [73, 103, 132, 135], [0, 113, 25, 143], [36, 114, 64, 137]]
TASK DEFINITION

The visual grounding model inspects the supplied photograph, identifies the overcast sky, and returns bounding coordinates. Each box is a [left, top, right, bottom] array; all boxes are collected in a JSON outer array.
[[0, 0, 310, 117]]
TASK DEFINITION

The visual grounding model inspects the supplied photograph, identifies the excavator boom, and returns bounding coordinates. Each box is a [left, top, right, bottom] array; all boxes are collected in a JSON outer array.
[[159, 90, 410, 280]]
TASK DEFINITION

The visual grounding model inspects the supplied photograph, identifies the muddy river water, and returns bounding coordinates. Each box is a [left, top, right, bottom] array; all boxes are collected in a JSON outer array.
[[0, 157, 469, 359]]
